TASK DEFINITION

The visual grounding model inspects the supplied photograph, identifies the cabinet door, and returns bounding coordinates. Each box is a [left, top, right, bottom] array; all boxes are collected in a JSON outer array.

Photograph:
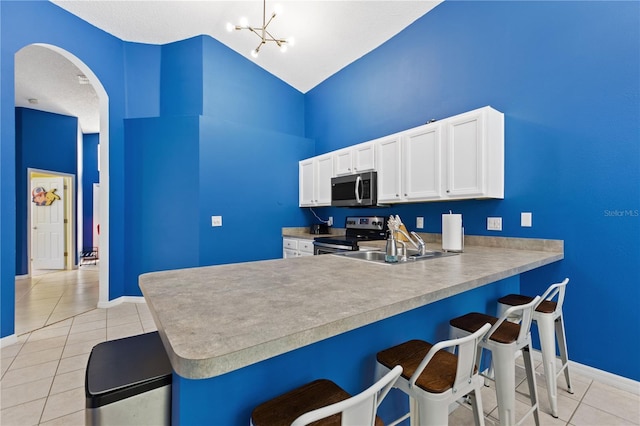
[[403, 124, 442, 201], [316, 154, 334, 205], [299, 159, 315, 206], [353, 143, 375, 172], [376, 136, 402, 203], [445, 110, 485, 198], [334, 149, 353, 176]]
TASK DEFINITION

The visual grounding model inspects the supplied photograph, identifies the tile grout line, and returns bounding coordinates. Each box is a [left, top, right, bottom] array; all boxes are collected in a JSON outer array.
[[37, 318, 73, 426]]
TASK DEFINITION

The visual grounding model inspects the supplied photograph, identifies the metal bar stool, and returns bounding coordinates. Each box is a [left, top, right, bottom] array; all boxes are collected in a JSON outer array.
[[250, 365, 402, 426], [449, 296, 542, 426], [497, 278, 572, 418], [375, 323, 491, 426]]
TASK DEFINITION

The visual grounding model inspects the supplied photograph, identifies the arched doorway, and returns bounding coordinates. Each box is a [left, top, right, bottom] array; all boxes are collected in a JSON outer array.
[[15, 43, 110, 309]]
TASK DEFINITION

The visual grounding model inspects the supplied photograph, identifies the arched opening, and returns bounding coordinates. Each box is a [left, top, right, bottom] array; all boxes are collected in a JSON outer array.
[[15, 43, 110, 314]]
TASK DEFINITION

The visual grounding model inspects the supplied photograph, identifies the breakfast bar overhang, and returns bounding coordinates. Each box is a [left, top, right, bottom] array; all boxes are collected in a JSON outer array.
[[140, 237, 563, 425]]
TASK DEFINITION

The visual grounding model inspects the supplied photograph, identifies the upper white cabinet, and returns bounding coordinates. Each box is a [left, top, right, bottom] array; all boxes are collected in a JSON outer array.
[[376, 123, 442, 203], [299, 106, 503, 206], [403, 123, 443, 201], [376, 136, 403, 202], [443, 107, 504, 199], [299, 154, 334, 207], [334, 142, 375, 176]]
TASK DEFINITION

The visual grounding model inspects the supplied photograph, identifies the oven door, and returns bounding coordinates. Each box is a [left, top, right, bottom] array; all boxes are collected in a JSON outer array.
[[313, 241, 356, 255]]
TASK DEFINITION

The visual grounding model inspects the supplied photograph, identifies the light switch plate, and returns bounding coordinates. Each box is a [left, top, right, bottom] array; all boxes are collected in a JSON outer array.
[[416, 217, 424, 229], [521, 212, 532, 227], [487, 217, 502, 231], [328, 216, 333, 226], [211, 216, 222, 227]]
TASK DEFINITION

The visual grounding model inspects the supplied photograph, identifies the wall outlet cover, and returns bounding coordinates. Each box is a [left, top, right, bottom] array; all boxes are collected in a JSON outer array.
[[487, 217, 502, 231], [521, 212, 532, 227], [416, 217, 424, 229], [211, 215, 222, 227]]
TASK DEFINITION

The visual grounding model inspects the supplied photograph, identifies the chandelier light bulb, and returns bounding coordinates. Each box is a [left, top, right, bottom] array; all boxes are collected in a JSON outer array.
[[287, 37, 295, 47], [239, 17, 248, 27], [273, 4, 283, 16], [251, 49, 259, 58], [226, 22, 235, 32], [280, 44, 288, 53]]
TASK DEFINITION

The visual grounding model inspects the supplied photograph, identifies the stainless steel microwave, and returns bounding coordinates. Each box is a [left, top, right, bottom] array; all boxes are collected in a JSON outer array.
[[331, 171, 378, 207]]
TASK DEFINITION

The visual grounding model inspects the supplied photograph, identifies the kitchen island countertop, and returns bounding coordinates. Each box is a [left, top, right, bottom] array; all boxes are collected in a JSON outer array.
[[139, 237, 563, 380]]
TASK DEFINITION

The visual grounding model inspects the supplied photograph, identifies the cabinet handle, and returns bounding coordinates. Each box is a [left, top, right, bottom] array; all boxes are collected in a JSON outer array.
[[396, 194, 399, 197], [404, 193, 407, 196]]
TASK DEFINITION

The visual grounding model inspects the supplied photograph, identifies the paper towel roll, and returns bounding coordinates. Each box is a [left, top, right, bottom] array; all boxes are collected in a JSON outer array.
[[442, 213, 463, 252]]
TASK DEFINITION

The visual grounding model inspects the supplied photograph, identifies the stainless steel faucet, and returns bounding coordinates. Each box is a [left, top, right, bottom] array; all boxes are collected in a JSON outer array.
[[396, 229, 427, 256]]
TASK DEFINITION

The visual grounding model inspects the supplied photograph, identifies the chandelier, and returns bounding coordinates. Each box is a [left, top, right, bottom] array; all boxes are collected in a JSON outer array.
[[226, 0, 294, 58]]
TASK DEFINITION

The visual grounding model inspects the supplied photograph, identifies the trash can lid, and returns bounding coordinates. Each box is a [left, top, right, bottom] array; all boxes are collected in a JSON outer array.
[[86, 331, 172, 408]]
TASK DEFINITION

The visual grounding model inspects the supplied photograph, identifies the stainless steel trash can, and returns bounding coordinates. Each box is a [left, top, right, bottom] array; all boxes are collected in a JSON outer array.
[[85, 331, 172, 425]]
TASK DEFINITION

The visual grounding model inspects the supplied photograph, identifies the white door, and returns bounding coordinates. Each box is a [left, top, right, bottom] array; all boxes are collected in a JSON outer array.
[[31, 177, 65, 270]]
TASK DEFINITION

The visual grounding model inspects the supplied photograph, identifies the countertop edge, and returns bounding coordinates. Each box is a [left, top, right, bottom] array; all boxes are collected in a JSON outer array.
[[142, 249, 564, 379]]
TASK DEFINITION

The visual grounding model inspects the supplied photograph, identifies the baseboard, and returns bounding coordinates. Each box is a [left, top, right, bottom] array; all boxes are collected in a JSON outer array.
[[15, 274, 30, 280], [1, 334, 18, 348], [530, 349, 640, 396], [97, 295, 146, 309]]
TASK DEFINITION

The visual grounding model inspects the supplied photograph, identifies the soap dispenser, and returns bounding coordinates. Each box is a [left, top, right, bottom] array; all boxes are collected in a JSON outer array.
[[385, 231, 398, 263]]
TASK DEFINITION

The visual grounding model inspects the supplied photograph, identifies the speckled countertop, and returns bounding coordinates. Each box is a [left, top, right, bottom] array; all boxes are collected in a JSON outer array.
[[139, 236, 563, 379]]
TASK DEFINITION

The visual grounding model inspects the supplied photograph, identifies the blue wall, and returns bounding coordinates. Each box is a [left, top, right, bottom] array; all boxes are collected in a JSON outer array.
[[121, 36, 313, 295], [82, 133, 99, 249], [1, 0, 638, 384], [14, 108, 78, 275], [2, 0, 129, 335], [305, 1, 640, 380]]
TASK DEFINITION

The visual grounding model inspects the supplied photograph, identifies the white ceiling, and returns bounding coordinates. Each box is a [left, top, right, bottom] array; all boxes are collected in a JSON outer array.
[[15, 1, 442, 133]]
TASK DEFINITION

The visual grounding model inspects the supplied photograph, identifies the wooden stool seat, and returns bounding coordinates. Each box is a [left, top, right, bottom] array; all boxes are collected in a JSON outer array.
[[498, 294, 556, 314], [251, 379, 384, 426], [449, 312, 520, 344], [376, 339, 461, 394]]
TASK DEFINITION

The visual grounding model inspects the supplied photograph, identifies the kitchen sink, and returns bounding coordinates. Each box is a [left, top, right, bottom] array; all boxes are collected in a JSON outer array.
[[333, 249, 458, 265]]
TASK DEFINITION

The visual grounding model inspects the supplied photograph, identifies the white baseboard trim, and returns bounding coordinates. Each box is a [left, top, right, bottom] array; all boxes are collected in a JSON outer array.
[[530, 349, 640, 396], [15, 274, 30, 280], [1, 334, 18, 348], [97, 296, 146, 309]]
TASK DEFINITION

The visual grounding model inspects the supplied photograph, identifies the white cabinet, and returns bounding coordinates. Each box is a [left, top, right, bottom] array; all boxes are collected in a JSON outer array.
[[376, 106, 503, 204], [299, 106, 503, 206], [334, 142, 375, 176], [299, 154, 334, 207], [403, 124, 442, 201], [283, 238, 314, 258], [443, 107, 504, 199], [376, 125, 441, 203], [376, 136, 403, 203]]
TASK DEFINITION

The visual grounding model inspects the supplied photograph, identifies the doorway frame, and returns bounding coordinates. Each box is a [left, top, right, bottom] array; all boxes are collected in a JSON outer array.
[[27, 168, 75, 274], [30, 44, 111, 306]]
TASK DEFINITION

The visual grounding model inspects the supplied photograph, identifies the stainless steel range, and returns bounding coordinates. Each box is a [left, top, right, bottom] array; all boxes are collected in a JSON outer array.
[[313, 216, 388, 255]]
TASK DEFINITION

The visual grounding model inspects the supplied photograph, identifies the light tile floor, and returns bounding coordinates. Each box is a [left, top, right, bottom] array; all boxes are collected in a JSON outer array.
[[15, 266, 100, 335], [2, 269, 639, 425]]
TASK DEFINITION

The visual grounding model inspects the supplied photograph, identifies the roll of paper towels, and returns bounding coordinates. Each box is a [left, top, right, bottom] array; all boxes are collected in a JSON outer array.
[[442, 213, 463, 252]]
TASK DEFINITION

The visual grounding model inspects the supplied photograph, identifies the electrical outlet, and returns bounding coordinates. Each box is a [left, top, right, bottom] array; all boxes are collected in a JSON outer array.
[[328, 216, 333, 226], [487, 217, 502, 231], [416, 217, 424, 229], [521, 212, 532, 227], [211, 215, 222, 227]]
